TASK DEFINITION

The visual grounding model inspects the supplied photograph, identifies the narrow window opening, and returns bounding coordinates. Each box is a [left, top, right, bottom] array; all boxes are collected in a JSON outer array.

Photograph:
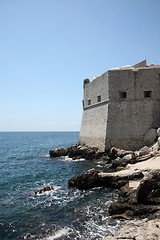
[[88, 99, 91, 105], [144, 91, 152, 98], [97, 95, 101, 102], [82, 100, 84, 108], [119, 91, 126, 99]]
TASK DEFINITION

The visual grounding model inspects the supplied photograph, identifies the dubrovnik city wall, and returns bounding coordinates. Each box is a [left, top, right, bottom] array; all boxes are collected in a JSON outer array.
[[79, 60, 160, 151]]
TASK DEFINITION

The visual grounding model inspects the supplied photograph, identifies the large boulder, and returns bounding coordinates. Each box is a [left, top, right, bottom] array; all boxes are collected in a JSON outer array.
[[68, 145, 98, 159], [143, 128, 157, 146]]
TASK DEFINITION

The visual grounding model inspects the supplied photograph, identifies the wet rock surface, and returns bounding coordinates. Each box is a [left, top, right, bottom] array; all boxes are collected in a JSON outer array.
[[34, 185, 54, 195], [49, 145, 106, 160]]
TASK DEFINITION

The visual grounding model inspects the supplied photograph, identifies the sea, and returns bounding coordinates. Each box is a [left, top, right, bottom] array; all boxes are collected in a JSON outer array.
[[0, 132, 121, 240]]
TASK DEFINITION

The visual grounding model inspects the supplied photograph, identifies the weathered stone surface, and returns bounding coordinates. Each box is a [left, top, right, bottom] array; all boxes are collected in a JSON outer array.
[[137, 170, 160, 204], [139, 146, 150, 156], [136, 153, 152, 162], [105, 218, 160, 240], [143, 128, 157, 146], [110, 147, 133, 159]]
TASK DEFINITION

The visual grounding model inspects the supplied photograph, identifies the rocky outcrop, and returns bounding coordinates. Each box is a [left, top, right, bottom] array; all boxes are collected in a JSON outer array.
[[108, 170, 160, 219], [49, 145, 106, 160], [68, 168, 160, 219], [49, 135, 160, 172], [68, 168, 128, 190]]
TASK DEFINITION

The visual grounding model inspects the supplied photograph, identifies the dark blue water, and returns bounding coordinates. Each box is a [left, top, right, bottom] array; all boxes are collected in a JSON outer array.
[[0, 132, 119, 240]]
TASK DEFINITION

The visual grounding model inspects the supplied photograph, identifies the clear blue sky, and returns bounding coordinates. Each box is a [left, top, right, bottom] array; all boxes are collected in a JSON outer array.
[[0, 0, 160, 131]]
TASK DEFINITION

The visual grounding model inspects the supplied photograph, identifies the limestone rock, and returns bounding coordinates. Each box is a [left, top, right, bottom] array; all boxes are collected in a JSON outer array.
[[143, 128, 157, 146], [139, 146, 150, 156], [68, 168, 128, 190], [105, 219, 160, 240], [110, 147, 133, 159]]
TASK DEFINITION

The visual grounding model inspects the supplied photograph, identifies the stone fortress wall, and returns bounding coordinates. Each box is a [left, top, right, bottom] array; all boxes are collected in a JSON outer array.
[[79, 60, 160, 151]]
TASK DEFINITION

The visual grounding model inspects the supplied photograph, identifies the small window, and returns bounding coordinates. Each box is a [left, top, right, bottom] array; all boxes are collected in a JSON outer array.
[[82, 100, 84, 108], [88, 99, 91, 105], [97, 95, 101, 102], [144, 91, 152, 98], [119, 91, 126, 99]]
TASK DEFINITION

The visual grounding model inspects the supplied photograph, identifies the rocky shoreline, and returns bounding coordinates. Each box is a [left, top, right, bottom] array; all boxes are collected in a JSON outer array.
[[49, 139, 160, 239]]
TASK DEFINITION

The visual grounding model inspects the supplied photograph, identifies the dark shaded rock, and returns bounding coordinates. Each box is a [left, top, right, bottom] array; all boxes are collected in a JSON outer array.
[[49, 144, 110, 161], [109, 201, 160, 219], [121, 153, 135, 166], [100, 155, 111, 163], [112, 157, 123, 168], [68, 169, 101, 190], [108, 201, 134, 217], [128, 171, 144, 180], [137, 170, 160, 204], [34, 186, 54, 195], [68, 168, 128, 190], [68, 145, 98, 160], [109, 186, 160, 219], [49, 147, 70, 157], [108, 170, 160, 219]]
